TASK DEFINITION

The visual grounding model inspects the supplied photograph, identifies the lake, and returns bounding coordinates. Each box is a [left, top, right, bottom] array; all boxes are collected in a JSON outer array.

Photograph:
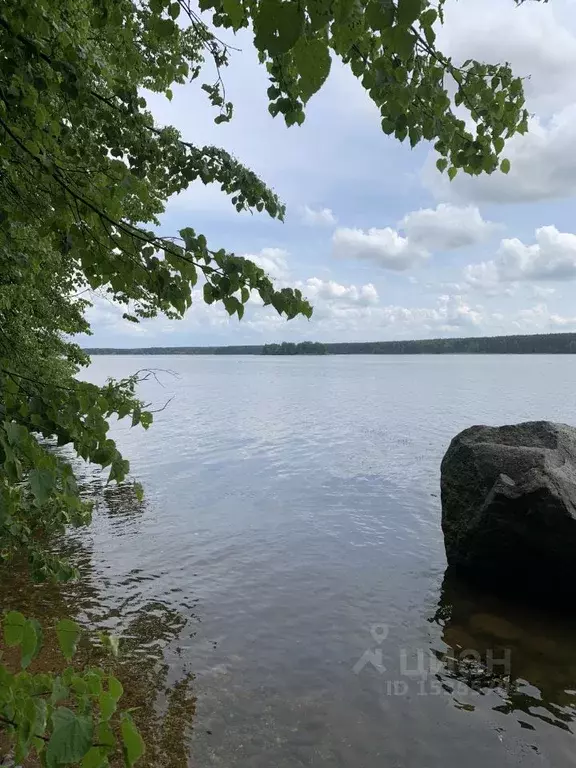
[[7, 355, 576, 767]]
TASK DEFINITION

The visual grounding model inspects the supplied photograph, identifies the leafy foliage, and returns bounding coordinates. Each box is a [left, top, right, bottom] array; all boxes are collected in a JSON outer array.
[[200, 0, 528, 176], [0, 0, 315, 581], [0, 614, 140, 767], [0, 0, 530, 574]]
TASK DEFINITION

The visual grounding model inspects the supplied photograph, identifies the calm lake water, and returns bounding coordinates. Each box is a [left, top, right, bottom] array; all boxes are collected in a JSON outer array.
[[7, 355, 576, 766]]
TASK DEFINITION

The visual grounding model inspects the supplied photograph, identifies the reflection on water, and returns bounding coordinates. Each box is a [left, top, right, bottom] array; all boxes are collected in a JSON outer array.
[[432, 571, 576, 735], [91, 480, 147, 519], [0, 478, 197, 768]]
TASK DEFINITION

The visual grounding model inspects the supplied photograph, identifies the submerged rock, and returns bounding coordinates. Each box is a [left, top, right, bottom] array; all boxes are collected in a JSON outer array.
[[440, 421, 576, 602]]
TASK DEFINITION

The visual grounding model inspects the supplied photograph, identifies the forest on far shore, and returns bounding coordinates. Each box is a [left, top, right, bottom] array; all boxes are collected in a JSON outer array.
[[86, 332, 576, 356]]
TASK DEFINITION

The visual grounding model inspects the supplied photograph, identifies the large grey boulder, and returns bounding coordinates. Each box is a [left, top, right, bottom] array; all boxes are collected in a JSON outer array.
[[441, 421, 576, 600]]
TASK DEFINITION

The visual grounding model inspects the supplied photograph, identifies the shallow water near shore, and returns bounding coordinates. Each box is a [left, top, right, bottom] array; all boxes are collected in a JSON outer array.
[[3, 354, 576, 766]]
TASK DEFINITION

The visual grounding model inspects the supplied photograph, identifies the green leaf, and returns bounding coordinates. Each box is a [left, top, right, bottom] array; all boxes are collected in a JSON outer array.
[[120, 713, 144, 767], [292, 37, 332, 103], [436, 158, 448, 173], [99, 633, 120, 657], [389, 26, 415, 59], [366, 0, 395, 31], [134, 482, 144, 503], [168, 2, 180, 19], [500, 158, 511, 174], [46, 708, 93, 766], [4, 420, 25, 445], [308, 0, 333, 29], [151, 16, 176, 38], [50, 677, 69, 705], [408, 126, 420, 148], [85, 671, 103, 696], [29, 468, 54, 505], [99, 692, 117, 721], [109, 675, 124, 702], [96, 721, 115, 749], [493, 136, 505, 154], [17, 697, 46, 759], [331, 0, 365, 53], [423, 22, 435, 45], [56, 618, 81, 660], [397, 0, 422, 27], [108, 458, 129, 483], [179, 226, 196, 251], [254, 0, 304, 56], [50, 677, 70, 704], [419, 8, 437, 27], [81, 747, 108, 768], [448, 166, 458, 181], [222, 0, 244, 29], [131, 406, 141, 428], [22, 698, 47, 754], [4, 610, 26, 646], [381, 117, 395, 135], [21, 618, 42, 669]]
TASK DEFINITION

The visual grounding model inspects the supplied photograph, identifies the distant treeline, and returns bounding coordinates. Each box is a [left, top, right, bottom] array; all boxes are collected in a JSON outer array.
[[262, 341, 327, 355], [325, 333, 576, 354], [86, 345, 263, 355], [85, 332, 576, 356]]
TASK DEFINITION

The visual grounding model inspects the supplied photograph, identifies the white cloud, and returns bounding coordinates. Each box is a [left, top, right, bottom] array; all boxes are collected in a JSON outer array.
[[86, 271, 576, 346], [420, 280, 469, 296], [514, 303, 576, 332], [298, 277, 379, 306], [498, 226, 576, 281], [86, 0, 576, 349], [246, 291, 488, 340], [333, 205, 497, 270], [428, 108, 576, 204], [438, 0, 576, 117], [465, 226, 576, 290], [531, 285, 556, 299], [432, 295, 484, 330], [244, 276, 382, 335], [85, 288, 233, 341], [333, 226, 427, 270], [463, 261, 505, 294], [549, 313, 576, 328], [333, 294, 485, 335], [424, 0, 576, 205], [301, 205, 337, 226], [400, 204, 498, 250], [296, 294, 576, 340], [244, 247, 289, 281], [195, 292, 576, 341]]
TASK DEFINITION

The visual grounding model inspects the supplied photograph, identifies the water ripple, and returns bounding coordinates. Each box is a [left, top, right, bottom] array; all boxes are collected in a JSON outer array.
[[14, 355, 576, 767]]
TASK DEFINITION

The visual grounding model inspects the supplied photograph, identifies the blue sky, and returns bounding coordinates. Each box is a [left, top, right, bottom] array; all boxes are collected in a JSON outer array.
[[86, 0, 576, 347]]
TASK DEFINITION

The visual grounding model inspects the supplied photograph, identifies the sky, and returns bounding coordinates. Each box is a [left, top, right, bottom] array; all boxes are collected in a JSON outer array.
[[86, 0, 576, 348]]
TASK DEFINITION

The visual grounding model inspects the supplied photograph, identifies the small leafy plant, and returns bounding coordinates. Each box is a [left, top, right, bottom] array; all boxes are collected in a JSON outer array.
[[0, 613, 143, 768]]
